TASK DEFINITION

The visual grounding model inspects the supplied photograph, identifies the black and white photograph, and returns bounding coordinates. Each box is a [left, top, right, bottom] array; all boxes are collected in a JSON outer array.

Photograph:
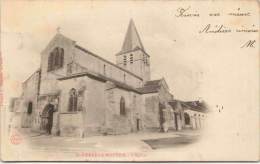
[[1, 0, 259, 161]]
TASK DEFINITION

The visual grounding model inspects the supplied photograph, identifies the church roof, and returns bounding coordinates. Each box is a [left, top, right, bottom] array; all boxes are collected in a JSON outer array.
[[137, 85, 160, 94], [58, 70, 142, 94], [137, 79, 162, 94], [119, 19, 145, 54], [144, 80, 161, 86]]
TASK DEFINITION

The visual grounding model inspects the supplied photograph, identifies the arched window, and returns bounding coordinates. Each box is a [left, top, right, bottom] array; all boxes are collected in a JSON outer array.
[[184, 112, 190, 125], [68, 88, 78, 112], [48, 52, 54, 71], [120, 96, 126, 116], [47, 47, 64, 72], [27, 101, 33, 115], [54, 48, 59, 67], [59, 48, 64, 67]]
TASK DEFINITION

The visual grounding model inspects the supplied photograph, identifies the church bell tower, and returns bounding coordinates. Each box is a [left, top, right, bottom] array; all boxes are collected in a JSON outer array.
[[116, 19, 151, 83]]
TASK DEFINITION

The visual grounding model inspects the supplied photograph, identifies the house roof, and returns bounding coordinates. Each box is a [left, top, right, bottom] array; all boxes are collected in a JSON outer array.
[[169, 100, 208, 113], [183, 101, 208, 112], [168, 101, 179, 109], [58, 70, 142, 94], [119, 19, 145, 54]]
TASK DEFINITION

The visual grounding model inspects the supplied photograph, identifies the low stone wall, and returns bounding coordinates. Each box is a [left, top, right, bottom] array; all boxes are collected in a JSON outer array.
[[59, 112, 83, 137], [83, 126, 104, 137], [106, 114, 131, 135], [144, 113, 160, 129]]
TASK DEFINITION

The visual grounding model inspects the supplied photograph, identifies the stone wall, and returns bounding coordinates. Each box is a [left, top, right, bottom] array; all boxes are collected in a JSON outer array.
[[116, 50, 151, 83], [143, 93, 160, 130], [57, 75, 146, 137], [19, 70, 40, 128], [59, 112, 84, 137], [104, 84, 144, 134], [39, 34, 75, 96], [83, 77, 106, 135], [74, 47, 143, 88], [58, 76, 107, 137]]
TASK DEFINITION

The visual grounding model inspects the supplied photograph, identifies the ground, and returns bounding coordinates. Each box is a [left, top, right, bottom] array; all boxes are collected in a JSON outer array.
[[5, 128, 201, 161]]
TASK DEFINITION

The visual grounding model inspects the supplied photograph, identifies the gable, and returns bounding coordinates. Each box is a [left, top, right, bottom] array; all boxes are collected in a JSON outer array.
[[159, 78, 169, 91], [41, 33, 76, 55]]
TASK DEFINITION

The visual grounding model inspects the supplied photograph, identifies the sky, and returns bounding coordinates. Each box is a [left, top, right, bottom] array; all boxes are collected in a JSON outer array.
[[1, 0, 259, 103]]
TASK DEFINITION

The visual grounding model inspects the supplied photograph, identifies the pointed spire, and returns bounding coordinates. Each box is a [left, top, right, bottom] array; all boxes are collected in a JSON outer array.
[[121, 19, 144, 53]]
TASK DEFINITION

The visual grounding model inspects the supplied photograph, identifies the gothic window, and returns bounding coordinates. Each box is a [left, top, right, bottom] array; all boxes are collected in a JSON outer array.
[[77, 88, 85, 111], [68, 88, 78, 112], [120, 96, 126, 116], [184, 113, 190, 125], [54, 48, 60, 67], [123, 73, 126, 83], [47, 47, 64, 72], [27, 101, 33, 115], [48, 52, 54, 71], [59, 48, 64, 67]]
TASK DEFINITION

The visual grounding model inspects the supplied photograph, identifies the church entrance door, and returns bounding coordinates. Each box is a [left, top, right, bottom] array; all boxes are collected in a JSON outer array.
[[40, 104, 55, 134]]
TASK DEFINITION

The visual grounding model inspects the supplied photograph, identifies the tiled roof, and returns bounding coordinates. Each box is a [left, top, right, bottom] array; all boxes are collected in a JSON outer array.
[[169, 100, 208, 113], [168, 101, 178, 109], [137, 85, 160, 94], [183, 101, 208, 112], [58, 71, 141, 94], [137, 79, 162, 94], [144, 80, 161, 86]]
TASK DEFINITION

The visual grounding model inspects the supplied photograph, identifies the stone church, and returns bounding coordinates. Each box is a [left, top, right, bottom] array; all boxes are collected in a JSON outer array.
[[10, 19, 208, 137]]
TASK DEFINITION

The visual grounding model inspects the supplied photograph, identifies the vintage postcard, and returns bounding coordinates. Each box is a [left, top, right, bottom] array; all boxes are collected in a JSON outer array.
[[1, 0, 259, 161]]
